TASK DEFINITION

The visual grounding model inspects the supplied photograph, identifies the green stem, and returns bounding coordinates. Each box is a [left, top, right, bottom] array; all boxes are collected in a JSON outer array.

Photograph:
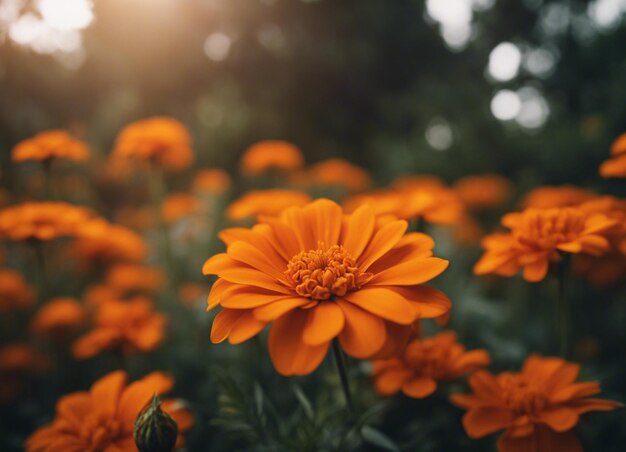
[[556, 254, 571, 358], [331, 339, 354, 416]]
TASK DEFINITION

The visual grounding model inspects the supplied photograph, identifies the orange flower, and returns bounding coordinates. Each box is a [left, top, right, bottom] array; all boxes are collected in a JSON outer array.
[[599, 132, 626, 178], [373, 331, 490, 398], [475, 207, 618, 282], [0, 344, 47, 373], [72, 297, 166, 359], [105, 264, 165, 294], [115, 206, 155, 230], [161, 193, 201, 224], [0, 202, 93, 241], [112, 117, 194, 172], [83, 284, 123, 307], [30, 298, 86, 339], [226, 189, 312, 221], [453, 174, 511, 210], [204, 199, 451, 376], [240, 140, 304, 176], [301, 158, 371, 193], [522, 185, 596, 209], [25, 370, 193, 452], [0, 268, 36, 313], [72, 219, 147, 266], [178, 282, 206, 307], [12, 130, 89, 163], [345, 176, 464, 225], [451, 355, 621, 452], [192, 168, 231, 195]]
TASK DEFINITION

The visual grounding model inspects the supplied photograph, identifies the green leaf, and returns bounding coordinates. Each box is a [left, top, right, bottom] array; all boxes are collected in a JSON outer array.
[[361, 425, 400, 452], [292, 385, 315, 421]]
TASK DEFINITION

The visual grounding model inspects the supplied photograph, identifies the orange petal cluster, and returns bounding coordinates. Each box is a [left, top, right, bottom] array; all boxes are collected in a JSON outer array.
[[192, 168, 231, 195], [204, 199, 451, 376], [451, 355, 621, 452], [0, 202, 93, 241], [25, 370, 193, 452], [599, 132, 626, 178], [161, 193, 201, 224], [522, 185, 596, 209], [453, 174, 511, 210], [0, 269, 36, 313], [475, 207, 618, 282], [72, 218, 147, 266], [226, 189, 312, 221], [240, 140, 304, 176], [30, 298, 86, 339], [297, 158, 371, 193], [112, 117, 194, 172], [12, 130, 89, 163], [105, 264, 165, 294], [373, 331, 489, 398], [72, 297, 166, 359]]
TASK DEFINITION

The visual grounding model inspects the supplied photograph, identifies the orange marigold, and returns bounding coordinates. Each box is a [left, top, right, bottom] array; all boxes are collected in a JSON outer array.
[[474, 207, 617, 282], [453, 174, 511, 210], [105, 264, 165, 294], [451, 355, 621, 452], [12, 130, 89, 163], [373, 331, 489, 398], [0, 344, 47, 373], [192, 168, 231, 195], [72, 297, 166, 359], [0, 268, 36, 313], [112, 117, 194, 172], [83, 283, 123, 307], [240, 140, 304, 176], [0, 202, 93, 241], [302, 158, 371, 193], [25, 370, 193, 452], [161, 193, 201, 224], [204, 199, 451, 376], [72, 219, 147, 266], [30, 298, 86, 339], [599, 132, 626, 178], [521, 185, 596, 209], [226, 189, 312, 221]]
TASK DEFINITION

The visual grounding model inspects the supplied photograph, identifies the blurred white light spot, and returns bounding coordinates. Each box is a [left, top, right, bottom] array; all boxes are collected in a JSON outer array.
[[426, 0, 475, 49], [515, 87, 550, 129], [441, 23, 473, 50], [587, 0, 626, 29], [204, 33, 231, 62], [524, 47, 557, 77], [37, 0, 93, 31], [540, 3, 570, 35], [0, 0, 24, 25], [425, 118, 454, 151], [471, 0, 496, 12], [257, 24, 287, 54], [488, 42, 521, 82], [490, 90, 521, 121], [8, 13, 45, 45]]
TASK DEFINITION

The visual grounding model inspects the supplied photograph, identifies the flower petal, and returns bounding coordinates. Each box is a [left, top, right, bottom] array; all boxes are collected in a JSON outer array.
[[343, 287, 418, 325], [358, 220, 408, 271], [336, 299, 386, 358], [341, 204, 375, 259], [401, 377, 437, 399], [370, 257, 448, 286], [252, 297, 310, 321], [302, 302, 345, 346], [462, 406, 514, 439]]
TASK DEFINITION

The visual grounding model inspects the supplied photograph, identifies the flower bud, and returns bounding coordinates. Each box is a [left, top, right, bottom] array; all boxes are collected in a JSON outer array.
[[134, 394, 178, 452]]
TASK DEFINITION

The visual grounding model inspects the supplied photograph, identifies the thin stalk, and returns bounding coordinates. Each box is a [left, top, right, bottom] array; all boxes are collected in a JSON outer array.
[[34, 241, 48, 302], [331, 339, 354, 416], [556, 254, 571, 358]]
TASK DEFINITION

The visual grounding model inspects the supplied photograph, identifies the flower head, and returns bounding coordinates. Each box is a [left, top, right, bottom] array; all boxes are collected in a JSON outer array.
[[25, 370, 193, 452], [475, 207, 618, 282], [30, 298, 86, 340], [453, 174, 511, 210], [12, 130, 89, 163], [240, 140, 304, 176], [112, 117, 194, 172], [226, 189, 312, 221], [373, 331, 490, 399], [72, 297, 166, 359], [599, 133, 626, 178], [204, 199, 451, 376], [105, 264, 165, 294], [0, 268, 35, 313], [0, 202, 93, 241], [72, 219, 147, 266], [161, 193, 201, 224], [522, 185, 596, 209], [298, 158, 371, 193], [451, 355, 621, 452], [192, 168, 231, 195], [0, 344, 48, 373]]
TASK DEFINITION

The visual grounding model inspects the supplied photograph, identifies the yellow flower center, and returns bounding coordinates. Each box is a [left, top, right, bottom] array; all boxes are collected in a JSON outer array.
[[285, 244, 369, 300], [500, 375, 549, 415]]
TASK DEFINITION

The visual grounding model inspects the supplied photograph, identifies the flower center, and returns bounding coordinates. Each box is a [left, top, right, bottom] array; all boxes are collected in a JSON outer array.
[[285, 244, 369, 300], [515, 208, 586, 249], [500, 375, 549, 415]]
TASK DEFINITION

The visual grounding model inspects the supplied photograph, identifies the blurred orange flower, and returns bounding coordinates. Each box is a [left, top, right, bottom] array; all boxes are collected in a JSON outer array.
[[0, 268, 36, 313], [178, 282, 206, 307], [83, 283, 123, 307], [12, 130, 89, 163], [0, 344, 47, 373], [72, 297, 166, 359], [301, 158, 371, 193], [453, 174, 511, 210], [0, 202, 93, 241], [105, 264, 165, 294], [226, 189, 312, 221], [475, 207, 617, 282], [193, 168, 231, 195], [30, 298, 86, 340], [599, 133, 626, 178], [240, 140, 304, 176], [451, 355, 621, 452], [115, 206, 155, 230], [25, 370, 193, 452], [204, 199, 451, 376], [112, 117, 194, 172], [162, 193, 201, 224], [522, 185, 596, 209], [373, 331, 489, 398], [72, 219, 147, 266]]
